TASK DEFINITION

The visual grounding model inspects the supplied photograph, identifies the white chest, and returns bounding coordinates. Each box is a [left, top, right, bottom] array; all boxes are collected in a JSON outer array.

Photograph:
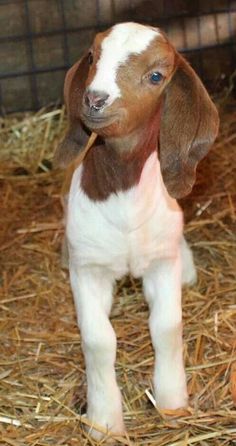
[[67, 152, 183, 278]]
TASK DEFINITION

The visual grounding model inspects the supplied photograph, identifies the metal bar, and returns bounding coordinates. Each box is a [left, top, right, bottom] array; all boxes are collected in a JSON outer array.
[[0, 8, 236, 43], [0, 0, 24, 4], [23, 0, 39, 109], [96, 0, 100, 25], [0, 65, 69, 80], [162, 0, 169, 36], [58, 0, 70, 67], [180, 41, 236, 53], [196, 0, 204, 80], [0, 81, 3, 115], [0, 40, 235, 82], [228, 0, 236, 75], [1, 1, 230, 16], [0, 25, 101, 44]]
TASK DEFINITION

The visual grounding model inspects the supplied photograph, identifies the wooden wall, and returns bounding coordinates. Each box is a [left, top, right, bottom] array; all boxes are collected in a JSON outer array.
[[0, 0, 235, 113]]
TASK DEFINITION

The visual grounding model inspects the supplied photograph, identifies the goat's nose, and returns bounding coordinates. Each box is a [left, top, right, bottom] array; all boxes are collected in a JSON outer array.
[[84, 90, 109, 110]]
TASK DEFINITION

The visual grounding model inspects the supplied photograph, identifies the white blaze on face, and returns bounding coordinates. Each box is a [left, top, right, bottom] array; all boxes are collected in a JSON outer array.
[[89, 23, 159, 105]]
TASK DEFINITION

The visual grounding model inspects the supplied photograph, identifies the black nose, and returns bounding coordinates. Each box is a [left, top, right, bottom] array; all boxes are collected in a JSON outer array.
[[84, 90, 109, 110]]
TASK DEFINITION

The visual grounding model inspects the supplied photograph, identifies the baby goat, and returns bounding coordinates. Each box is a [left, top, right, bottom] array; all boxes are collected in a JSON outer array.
[[55, 22, 219, 440]]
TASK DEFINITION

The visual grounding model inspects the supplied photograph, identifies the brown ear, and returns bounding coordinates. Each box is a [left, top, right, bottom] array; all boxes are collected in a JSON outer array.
[[54, 55, 90, 168], [159, 54, 219, 198]]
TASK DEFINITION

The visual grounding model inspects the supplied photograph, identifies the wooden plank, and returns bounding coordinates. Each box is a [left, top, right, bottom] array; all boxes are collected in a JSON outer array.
[[33, 35, 64, 69], [1, 76, 32, 113], [28, 0, 63, 33], [0, 41, 29, 75], [36, 70, 65, 107], [0, 2, 25, 38], [97, 0, 114, 23], [67, 30, 95, 64], [64, 0, 97, 28]]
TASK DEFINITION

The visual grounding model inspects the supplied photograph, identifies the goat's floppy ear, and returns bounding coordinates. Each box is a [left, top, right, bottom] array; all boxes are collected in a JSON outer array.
[[54, 55, 90, 168], [159, 54, 219, 198]]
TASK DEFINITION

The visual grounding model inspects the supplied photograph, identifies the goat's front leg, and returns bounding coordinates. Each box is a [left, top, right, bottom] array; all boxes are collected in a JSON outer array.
[[70, 264, 125, 440], [143, 254, 188, 410]]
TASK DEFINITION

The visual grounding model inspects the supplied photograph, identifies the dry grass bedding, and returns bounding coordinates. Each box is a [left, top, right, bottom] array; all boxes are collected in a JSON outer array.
[[0, 101, 235, 445]]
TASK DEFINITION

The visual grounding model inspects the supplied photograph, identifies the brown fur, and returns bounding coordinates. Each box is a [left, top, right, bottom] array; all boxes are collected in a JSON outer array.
[[54, 56, 91, 168], [81, 110, 161, 201], [159, 54, 219, 198], [54, 24, 219, 200]]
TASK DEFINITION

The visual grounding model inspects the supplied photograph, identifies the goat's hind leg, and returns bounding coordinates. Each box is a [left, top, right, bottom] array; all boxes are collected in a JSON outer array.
[[60, 195, 69, 269], [181, 237, 197, 286], [61, 235, 69, 269], [70, 264, 125, 440]]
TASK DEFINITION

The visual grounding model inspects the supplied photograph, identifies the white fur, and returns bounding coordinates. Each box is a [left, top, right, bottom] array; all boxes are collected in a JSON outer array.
[[70, 266, 124, 439], [89, 23, 159, 104], [143, 256, 188, 410], [67, 153, 182, 277], [67, 152, 196, 438]]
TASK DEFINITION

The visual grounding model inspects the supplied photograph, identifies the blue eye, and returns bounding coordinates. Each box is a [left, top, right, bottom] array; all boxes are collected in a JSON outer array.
[[150, 72, 163, 84]]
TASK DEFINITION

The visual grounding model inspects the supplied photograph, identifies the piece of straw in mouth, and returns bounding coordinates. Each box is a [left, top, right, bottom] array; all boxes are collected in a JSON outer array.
[[61, 131, 97, 196], [73, 131, 97, 168]]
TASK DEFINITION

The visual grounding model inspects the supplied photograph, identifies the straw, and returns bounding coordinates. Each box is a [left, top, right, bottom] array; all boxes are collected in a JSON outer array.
[[0, 101, 235, 445]]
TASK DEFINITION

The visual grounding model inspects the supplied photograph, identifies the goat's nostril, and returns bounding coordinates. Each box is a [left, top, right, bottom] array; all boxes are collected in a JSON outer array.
[[95, 97, 106, 109], [84, 90, 109, 110]]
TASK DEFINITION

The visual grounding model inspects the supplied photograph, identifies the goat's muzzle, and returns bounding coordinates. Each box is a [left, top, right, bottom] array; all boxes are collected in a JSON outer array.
[[84, 89, 109, 111], [81, 90, 119, 131]]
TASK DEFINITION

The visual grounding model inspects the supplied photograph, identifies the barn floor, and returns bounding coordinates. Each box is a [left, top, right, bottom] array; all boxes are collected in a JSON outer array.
[[0, 102, 235, 445]]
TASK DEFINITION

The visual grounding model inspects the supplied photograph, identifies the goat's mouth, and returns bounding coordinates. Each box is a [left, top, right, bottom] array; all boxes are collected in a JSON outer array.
[[81, 112, 118, 129]]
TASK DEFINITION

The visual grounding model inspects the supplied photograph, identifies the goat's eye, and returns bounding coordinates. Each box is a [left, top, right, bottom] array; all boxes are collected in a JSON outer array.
[[150, 72, 163, 84], [88, 51, 93, 65]]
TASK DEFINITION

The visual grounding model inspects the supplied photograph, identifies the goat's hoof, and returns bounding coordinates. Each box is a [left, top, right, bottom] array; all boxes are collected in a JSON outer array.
[[156, 390, 189, 412], [82, 413, 125, 442], [159, 406, 191, 417]]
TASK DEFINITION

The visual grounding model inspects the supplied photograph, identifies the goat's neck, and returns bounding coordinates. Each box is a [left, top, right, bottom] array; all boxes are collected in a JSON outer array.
[[105, 128, 143, 154], [81, 118, 160, 201]]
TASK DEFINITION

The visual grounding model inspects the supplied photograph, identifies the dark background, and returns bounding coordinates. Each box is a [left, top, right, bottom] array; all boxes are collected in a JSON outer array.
[[0, 0, 235, 113]]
